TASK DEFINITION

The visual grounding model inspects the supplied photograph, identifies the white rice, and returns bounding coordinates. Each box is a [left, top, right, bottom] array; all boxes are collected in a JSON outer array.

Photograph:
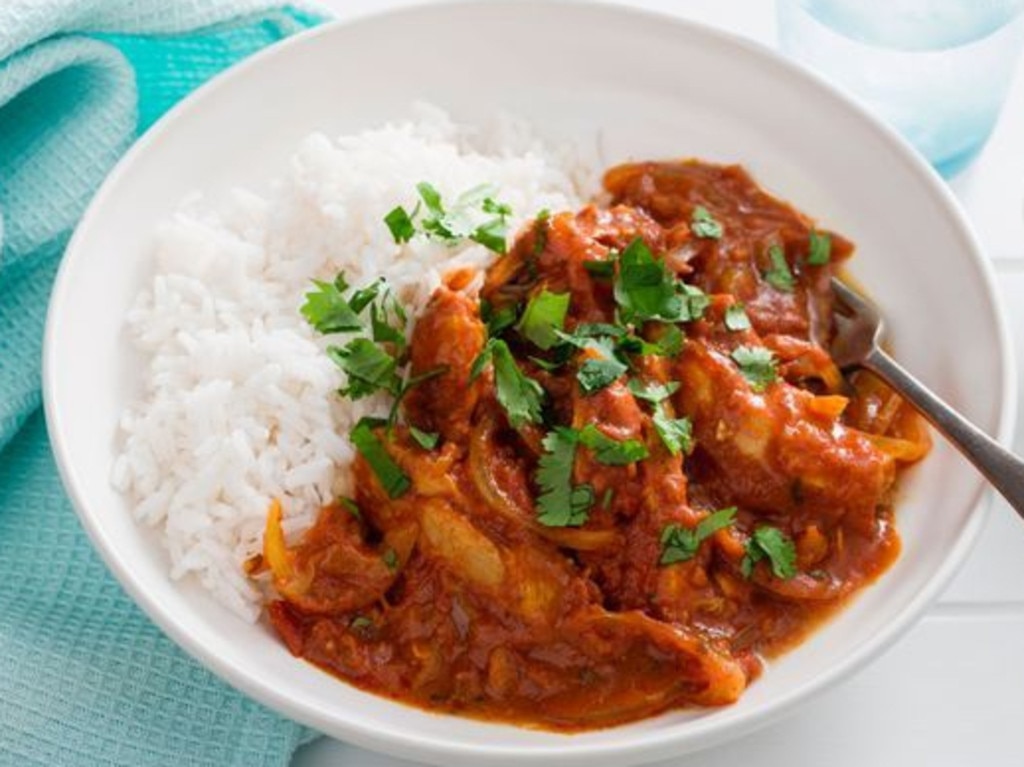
[[112, 105, 587, 621]]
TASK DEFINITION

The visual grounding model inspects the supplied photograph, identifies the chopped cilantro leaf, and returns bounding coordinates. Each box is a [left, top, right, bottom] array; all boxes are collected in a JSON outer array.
[[328, 339, 401, 400], [614, 238, 684, 322], [339, 497, 362, 519], [349, 278, 384, 314], [409, 426, 439, 450], [571, 323, 627, 339], [628, 379, 680, 404], [724, 303, 752, 332], [741, 526, 797, 579], [690, 205, 723, 239], [480, 300, 519, 337], [651, 323, 684, 356], [764, 245, 795, 292], [370, 298, 406, 349], [350, 418, 410, 499], [416, 181, 444, 215], [652, 405, 694, 456], [577, 337, 628, 394], [516, 290, 571, 350], [660, 507, 736, 565], [583, 259, 615, 278], [578, 357, 627, 394], [300, 279, 362, 334], [471, 217, 508, 254], [536, 428, 593, 527], [807, 229, 832, 266], [616, 326, 683, 359], [382, 548, 399, 571], [482, 197, 512, 218], [731, 345, 778, 392], [384, 182, 514, 252], [479, 339, 546, 428], [384, 206, 416, 243], [577, 424, 649, 465], [469, 342, 493, 382], [678, 283, 710, 322]]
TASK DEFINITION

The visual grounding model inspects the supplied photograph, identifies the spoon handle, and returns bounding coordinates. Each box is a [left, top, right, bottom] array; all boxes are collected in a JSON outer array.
[[865, 347, 1024, 522]]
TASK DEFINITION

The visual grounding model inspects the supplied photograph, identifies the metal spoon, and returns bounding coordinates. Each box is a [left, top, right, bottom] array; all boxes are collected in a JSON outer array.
[[829, 278, 1024, 520]]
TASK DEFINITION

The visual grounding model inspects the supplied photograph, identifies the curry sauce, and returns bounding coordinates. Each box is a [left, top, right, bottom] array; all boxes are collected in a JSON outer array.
[[258, 161, 928, 730]]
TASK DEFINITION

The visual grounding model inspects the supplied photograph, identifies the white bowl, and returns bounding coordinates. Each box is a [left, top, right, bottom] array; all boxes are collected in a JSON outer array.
[[43, 2, 1016, 765]]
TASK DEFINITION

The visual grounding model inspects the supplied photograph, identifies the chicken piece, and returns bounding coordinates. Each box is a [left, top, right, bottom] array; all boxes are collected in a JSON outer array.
[[675, 338, 895, 535], [403, 286, 487, 443]]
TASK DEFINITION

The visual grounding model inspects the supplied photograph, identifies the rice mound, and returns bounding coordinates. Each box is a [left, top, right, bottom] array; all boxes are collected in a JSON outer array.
[[111, 105, 586, 620]]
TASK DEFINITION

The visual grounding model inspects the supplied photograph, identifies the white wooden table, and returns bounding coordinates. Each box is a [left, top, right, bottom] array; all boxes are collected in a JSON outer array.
[[296, 2, 1024, 764]]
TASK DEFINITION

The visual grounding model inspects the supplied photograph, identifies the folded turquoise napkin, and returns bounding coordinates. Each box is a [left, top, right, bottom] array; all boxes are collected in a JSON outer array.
[[0, 2, 326, 764]]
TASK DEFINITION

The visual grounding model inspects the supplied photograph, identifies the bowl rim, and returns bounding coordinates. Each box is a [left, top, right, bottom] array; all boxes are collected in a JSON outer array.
[[42, 1, 1018, 763]]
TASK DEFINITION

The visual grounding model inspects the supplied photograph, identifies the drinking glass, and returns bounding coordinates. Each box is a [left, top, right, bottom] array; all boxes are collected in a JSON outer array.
[[777, 0, 1024, 177]]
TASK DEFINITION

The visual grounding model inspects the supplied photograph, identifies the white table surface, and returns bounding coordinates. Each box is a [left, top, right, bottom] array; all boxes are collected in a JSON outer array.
[[295, 2, 1024, 765]]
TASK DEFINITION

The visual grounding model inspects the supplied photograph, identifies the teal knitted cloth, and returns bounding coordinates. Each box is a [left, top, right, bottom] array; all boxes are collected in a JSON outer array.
[[0, 3, 326, 764]]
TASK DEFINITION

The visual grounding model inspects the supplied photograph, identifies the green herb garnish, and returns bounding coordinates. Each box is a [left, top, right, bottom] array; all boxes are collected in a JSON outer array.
[[350, 418, 411, 498], [690, 205, 723, 239], [741, 526, 798, 579], [370, 294, 407, 350], [649, 324, 684, 357], [348, 278, 384, 314], [763, 245, 795, 292], [516, 290, 571, 350], [383, 206, 416, 243], [724, 303, 751, 332], [628, 379, 680, 404], [382, 548, 399, 571], [417, 181, 444, 215], [577, 337, 628, 394], [480, 299, 519, 337], [384, 181, 513, 254], [679, 284, 711, 323], [300, 279, 362, 334], [471, 339, 546, 428], [482, 197, 512, 218], [328, 338, 402, 400], [562, 324, 627, 342], [614, 238, 683, 323], [409, 426, 439, 450], [807, 229, 832, 266], [577, 424, 649, 465], [660, 507, 736, 565], [731, 345, 778, 392], [339, 497, 362, 519], [652, 406, 694, 456], [536, 428, 594, 527], [470, 218, 508, 254]]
